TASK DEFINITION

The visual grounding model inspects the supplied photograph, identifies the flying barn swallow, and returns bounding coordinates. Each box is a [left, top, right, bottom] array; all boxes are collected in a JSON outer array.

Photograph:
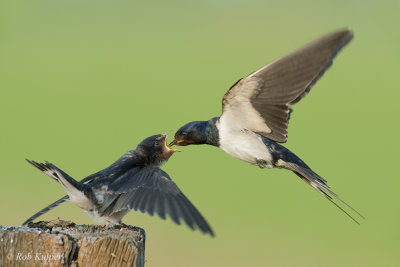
[[24, 133, 214, 236], [170, 29, 364, 223]]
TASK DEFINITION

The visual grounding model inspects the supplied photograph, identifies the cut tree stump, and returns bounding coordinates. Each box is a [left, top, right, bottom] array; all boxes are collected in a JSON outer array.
[[0, 219, 145, 267]]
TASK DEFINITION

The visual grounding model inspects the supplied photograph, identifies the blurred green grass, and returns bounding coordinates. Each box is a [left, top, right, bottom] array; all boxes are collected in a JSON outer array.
[[1, 1, 399, 266]]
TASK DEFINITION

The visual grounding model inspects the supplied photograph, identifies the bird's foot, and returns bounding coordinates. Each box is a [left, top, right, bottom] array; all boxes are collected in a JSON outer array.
[[118, 222, 130, 231]]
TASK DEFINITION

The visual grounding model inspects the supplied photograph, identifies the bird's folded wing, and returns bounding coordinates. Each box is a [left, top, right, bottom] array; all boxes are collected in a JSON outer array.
[[96, 166, 214, 236], [222, 29, 353, 143]]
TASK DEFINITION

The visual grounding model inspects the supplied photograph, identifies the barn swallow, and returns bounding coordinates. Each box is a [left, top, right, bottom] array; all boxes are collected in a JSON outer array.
[[170, 30, 364, 223], [23, 133, 214, 236]]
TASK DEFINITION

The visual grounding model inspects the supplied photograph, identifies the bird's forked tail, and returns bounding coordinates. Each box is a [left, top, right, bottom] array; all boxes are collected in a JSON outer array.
[[25, 159, 94, 213], [277, 159, 364, 224]]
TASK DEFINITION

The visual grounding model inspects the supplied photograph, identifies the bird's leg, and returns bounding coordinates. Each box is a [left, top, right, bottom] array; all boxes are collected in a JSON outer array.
[[105, 221, 116, 230], [256, 159, 273, 169]]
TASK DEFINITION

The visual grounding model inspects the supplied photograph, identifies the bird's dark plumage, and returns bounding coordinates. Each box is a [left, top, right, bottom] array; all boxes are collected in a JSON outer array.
[[173, 117, 220, 147], [171, 29, 363, 224], [24, 134, 214, 236]]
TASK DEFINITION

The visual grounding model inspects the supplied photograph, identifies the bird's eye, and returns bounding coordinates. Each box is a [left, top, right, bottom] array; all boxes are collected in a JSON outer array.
[[154, 141, 160, 146], [181, 132, 187, 137]]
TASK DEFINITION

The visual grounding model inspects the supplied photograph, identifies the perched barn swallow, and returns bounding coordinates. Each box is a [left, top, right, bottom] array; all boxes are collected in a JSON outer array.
[[23, 133, 214, 236], [170, 30, 364, 223]]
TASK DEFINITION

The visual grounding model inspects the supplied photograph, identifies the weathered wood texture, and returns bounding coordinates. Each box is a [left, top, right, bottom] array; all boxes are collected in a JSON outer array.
[[0, 219, 145, 267]]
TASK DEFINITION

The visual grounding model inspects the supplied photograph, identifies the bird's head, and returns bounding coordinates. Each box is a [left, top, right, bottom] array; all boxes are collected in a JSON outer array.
[[136, 132, 180, 165], [169, 121, 209, 147]]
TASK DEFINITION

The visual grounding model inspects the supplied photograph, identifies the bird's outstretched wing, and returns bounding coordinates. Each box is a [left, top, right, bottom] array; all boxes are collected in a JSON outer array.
[[222, 29, 353, 143], [94, 166, 214, 236]]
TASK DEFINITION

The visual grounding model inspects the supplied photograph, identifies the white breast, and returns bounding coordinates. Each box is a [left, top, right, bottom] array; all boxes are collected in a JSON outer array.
[[217, 115, 273, 167]]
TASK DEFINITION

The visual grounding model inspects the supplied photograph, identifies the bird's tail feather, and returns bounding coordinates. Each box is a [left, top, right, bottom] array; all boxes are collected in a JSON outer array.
[[280, 161, 364, 224], [22, 195, 69, 225], [25, 159, 94, 220], [26, 159, 87, 195]]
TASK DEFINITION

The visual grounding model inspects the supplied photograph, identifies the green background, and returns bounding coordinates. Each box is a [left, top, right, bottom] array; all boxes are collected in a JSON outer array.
[[1, 1, 399, 266]]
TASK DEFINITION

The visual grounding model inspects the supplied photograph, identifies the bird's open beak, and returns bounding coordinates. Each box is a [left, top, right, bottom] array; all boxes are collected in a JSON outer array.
[[164, 132, 180, 152]]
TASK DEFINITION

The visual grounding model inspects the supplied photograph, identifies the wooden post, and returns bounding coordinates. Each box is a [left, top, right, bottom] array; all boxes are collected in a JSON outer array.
[[0, 219, 145, 267]]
